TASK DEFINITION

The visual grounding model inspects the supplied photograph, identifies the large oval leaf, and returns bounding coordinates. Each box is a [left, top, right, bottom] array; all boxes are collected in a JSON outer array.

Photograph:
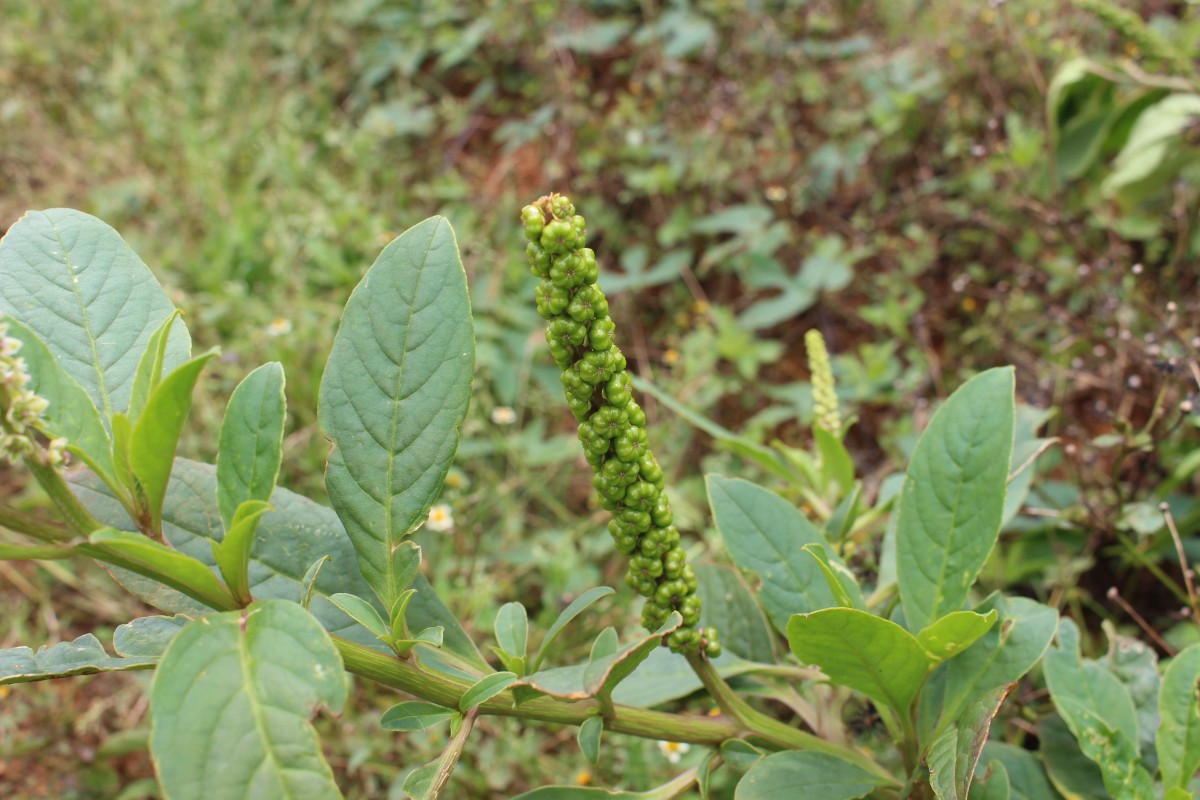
[[736, 751, 891, 800], [150, 600, 346, 800], [1157, 643, 1200, 791], [318, 217, 474, 612], [0, 209, 190, 418], [897, 368, 1015, 632]]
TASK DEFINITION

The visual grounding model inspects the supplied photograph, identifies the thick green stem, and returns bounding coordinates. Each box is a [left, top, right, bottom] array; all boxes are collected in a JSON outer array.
[[0, 503, 75, 542], [338, 638, 742, 746], [685, 652, 900, 786], [23, 459, 98, 540]]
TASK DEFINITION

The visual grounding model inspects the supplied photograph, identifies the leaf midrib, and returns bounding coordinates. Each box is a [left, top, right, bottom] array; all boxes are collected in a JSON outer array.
[[50, 215, 112, 418]]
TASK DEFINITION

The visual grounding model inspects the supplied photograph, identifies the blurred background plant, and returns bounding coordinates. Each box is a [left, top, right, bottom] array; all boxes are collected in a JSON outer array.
[[2, 0, 1199, 796]]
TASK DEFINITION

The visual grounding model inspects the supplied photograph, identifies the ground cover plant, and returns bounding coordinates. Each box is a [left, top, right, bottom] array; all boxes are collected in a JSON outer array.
[[3, 0, 1200, 797], [0, 192, 1197, 799]]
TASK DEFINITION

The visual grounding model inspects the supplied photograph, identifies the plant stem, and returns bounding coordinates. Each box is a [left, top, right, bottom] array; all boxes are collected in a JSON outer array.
[[0, 503, 74, 542], [338, 637, 741, 746], [684, 652, 899, 785], [23, 460, 98, 540]]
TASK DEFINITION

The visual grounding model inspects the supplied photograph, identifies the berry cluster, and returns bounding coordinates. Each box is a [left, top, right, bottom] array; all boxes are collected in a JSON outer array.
[[522, 195, 719, 657]]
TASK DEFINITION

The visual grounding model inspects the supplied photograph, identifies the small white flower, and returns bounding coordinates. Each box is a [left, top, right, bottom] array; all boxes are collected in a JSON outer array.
[[490, 406, 517, 425], [656, 740, 690, 764], [266, 317, 293, 337], [425, 504, 454, 532]]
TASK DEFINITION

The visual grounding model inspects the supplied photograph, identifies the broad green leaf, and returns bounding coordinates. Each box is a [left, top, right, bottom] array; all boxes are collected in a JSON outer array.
[[128, 311, 180, 421], [967, 760, 1011, 800], [1158, 643, 1200, 790], [2, 317, 114, 480], [511, 769, 701, 799], [529, 586, 615, 673], [495, 601, 529, 662], [129, 350, 218, 531], [217, 362, 286, 532], [1002, 405, 1055, 528], [328, 592, 390, 639], [608, 648, 762, 708], [578, 715, 603, 764], [0, 633, 157, 684], [735, 751, 891, 799], [977, 743, 1058, 800], [722, 739, 767, 772], [71, 459, 488, 670], [897, 368, 1015, 632], [1037, 715, 1108, 800], [112, 615, 189, 658], [696, 563, 776, 662], [459, 671, 518, 711], [380, 701, 456, 732], [933, 596, 1057, 739], [319, 216, 474, 613], [211, 499, 272, 605], [708, 474, 844, 631], [149, 600, 346, 800], [787, 608, 932, 715], [802, 544, 865, 610], [1047, 60, 1120, 181], [1103, 623, 1161, 758], [928, 686, 1010, 800], [1044, 620, 1153, 799], [0, 208, 190, 417], [89, 527, 236, 611], [918, 610, 998, 666]]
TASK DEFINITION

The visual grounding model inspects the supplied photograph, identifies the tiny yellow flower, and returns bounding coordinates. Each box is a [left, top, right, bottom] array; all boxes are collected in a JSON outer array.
[[444, 470, 464, 490], [657, 740, 690, 764], [693, 301, 710, 317], [490, 406, 517, 425], [266, 317, 293, 337], [961, 297, 977, 313], [662, 348, 680, 366], [425, 504, 454, 533], [575, 770, 592, 786]]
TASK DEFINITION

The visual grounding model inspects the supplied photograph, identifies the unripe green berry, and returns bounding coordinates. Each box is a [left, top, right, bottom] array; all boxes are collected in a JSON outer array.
[[626, 401, 646, 427], [567, 396, 592, 421], [651, 493, 673, 527], [617, 509, 652, 532], [527, 241, 551, 277], [590, 405, 629, 439], [605, 372, 632, 407], [638, 451, 663, 484], [578, 249, 599, 284], [594, 474, 627, 503], [589, 318, 615, 351], [548, 317, 587, 348], [614, 426, 648, 461], [549, 195, 575, 219], [541, 219, 577, 254], [521, 205, 545, 241], [601, 457, 640, 486], [571, 215, 588, 247], [624, 479, 660, 511]]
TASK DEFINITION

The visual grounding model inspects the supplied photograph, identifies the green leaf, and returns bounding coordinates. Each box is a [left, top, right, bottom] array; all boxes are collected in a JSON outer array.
[[300, 556, 330, 610], [896, 367, 1015, 632], [211, 499, 272, 605], [801, 544, 865, 610], [0, 633, 157, 684], [814, 426, 855, 494], [72, 459, 489, 670], [459, 672, 518, 711], [511, 769, 701, 799], [2, 317, 114, 479], [1037, 715, 1108, 800], [328, 592, 390, 640], [1157, 643, 1200, 790], [128, 311, 180, 421], [721, 740, 767, 772], [1103, 623, 1161, 759], [150, 600, 346, 800], [529, 586, 615, 673], [787, 608, 932, 715], [918, 610, 998, 666], [1104, 94, 1200, 204], [129, 350, 218, 531], [578, 715, 603, 764], [977, 742, 1058, 800], [735, 751, 891, 799], [495, 601, 529, 663], [928, 686, 1010, 800], [608, 648, 762, 708], [0, 208, 191, 418], [319, 216, 474, 613], [933, 596, 1057, 739], [380, 701, 456, 732], [217, 362, 286, 532], [967, 760, 1011, 800], [89, 527, 236, 610], [695, 563, 776, 662], [111, 615, 189, 658], [1044, 619, 1153, 799], [387, 543, 423, 638], [708, 474, 844, 631]]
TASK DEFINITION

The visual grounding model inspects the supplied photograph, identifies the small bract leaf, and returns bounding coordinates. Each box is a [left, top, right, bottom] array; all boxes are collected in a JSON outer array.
[[578, 715, 603, 764], [211, 499, 272, 605], [149, 600, 347, 800], [380, 701, 457, 732], [530, 586, 614, 673], [459, 672, 518, 711], [129, 311, 180, 422], [88, 527, 235, 611], [495, 602, 529, 661], [328, 592, 390, 639], [112, 615, 189, 658]]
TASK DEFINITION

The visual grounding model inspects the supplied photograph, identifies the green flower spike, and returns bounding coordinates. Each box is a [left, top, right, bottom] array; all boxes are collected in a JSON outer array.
[[522, 194, 720, 658]]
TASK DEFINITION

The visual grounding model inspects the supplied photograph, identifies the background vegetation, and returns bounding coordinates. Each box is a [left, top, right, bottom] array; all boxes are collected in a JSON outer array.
[[1, 0, 1198, 797]]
